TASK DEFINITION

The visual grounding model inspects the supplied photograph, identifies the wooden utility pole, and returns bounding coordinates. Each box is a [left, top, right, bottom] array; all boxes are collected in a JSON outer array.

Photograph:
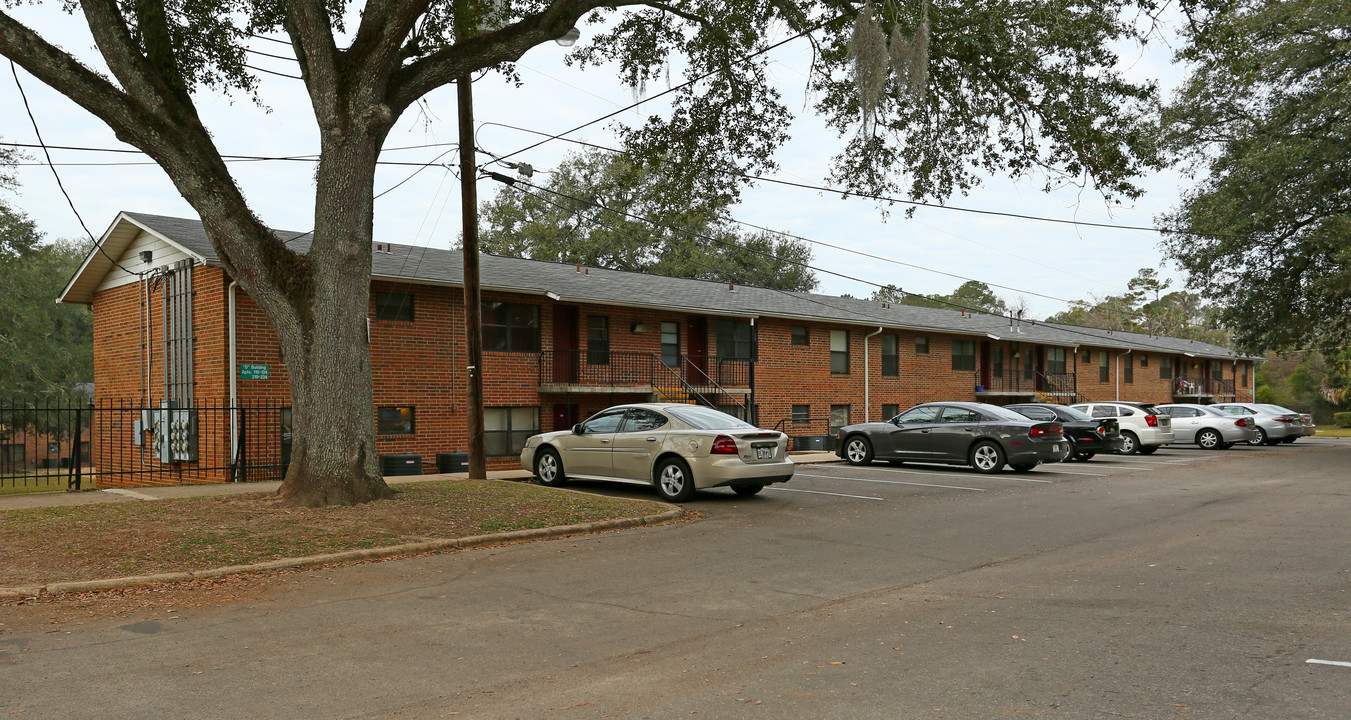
[[458, 73, 487, 479]]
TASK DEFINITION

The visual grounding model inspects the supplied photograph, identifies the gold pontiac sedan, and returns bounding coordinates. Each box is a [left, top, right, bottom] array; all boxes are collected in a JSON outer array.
[[520, 403, 794, 502]]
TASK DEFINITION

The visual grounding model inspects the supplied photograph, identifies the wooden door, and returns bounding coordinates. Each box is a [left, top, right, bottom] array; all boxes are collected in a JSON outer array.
[[552, 306, 579, 383]]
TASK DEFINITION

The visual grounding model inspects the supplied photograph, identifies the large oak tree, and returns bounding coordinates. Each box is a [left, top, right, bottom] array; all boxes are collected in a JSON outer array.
[[1, 0, 1161, 506]]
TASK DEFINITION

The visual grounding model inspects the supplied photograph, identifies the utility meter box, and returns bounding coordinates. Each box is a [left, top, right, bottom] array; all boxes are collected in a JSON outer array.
[[152, 402, 198, 463]]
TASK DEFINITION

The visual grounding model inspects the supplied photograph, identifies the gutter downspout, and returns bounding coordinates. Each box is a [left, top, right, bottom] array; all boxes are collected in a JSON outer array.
[[228, 281, 239, 467], [865, 327, 884, 422]]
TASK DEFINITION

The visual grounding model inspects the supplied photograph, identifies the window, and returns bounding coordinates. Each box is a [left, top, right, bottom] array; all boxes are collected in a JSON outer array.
[[882, 403, 899, 420], [1023, 351, 1035, 380], [830, 329, 849, 374], [992, 347, 1004, 378], [790, 325, 810, 346], [620, 408, 668, 433], [915, 336, 930, 354], [951, 339, 975, 371], [1241, 363, 1249, 388], [377, 406, 414, 435], [587, 315, 610, 365], [661, 321, 680, 367], [881, 334, 899, 376], [1140, 354, 1149, 367], [791, 404, 811, 423], [1211, 359, 1223, 380], [485, 407, 540, 457], [716, 319, 754, 360], [374, 291, 414, 322], [1082, 350, 1093, 364], [1, 443, 24, 466], [483, 302, 539, 352], [1124, 357, 1134, 384], [1046, 347, 1067, 375], [829, 404, 850, 432], [1160, 356, 1173, 380], [1099, 351, 1109, 382]]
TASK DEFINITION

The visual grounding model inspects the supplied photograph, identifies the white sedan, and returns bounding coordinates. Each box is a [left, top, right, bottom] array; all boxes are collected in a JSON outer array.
[[521, 404, 794, 502]]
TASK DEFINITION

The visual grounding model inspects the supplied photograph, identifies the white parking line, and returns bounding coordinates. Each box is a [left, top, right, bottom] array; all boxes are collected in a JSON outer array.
[[795, 472, 986, 492], [1026, 468, 1109, 477], [1307, 659, 1351, 668], [766, 486, 885, 501], [803, 467, 1049, 484]]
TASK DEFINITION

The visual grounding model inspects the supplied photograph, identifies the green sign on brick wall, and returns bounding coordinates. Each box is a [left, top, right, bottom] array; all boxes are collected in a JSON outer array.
[[239, 364, 270, 380]]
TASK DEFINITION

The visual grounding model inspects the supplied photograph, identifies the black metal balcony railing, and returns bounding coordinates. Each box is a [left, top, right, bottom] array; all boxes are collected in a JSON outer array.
[[979, 371, 1076, 397], [538, 351, 752, 391], [1173, 376, 1236, 397]]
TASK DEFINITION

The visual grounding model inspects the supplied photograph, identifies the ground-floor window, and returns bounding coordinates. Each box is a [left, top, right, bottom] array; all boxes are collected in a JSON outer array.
[[829, 404, 850, 433], [791, 404, 810, 423], [882, 403, 899, 420], [1, 443, 24, 468], [486, 407, 540, 457], [377, 406, 415, 435]]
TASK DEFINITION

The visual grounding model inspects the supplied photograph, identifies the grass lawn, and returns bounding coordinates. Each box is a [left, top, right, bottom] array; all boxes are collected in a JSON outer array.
[[1316, 426, 1351, 438], [0, 480, 671, 587], [0, 472, 94, 496]]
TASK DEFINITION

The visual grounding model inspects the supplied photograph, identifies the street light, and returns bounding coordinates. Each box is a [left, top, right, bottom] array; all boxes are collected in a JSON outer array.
[[555, 27, 580, 47]]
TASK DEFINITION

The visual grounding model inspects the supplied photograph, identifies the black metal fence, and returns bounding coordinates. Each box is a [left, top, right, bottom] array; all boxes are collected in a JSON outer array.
[[0, 398, 289, 492]]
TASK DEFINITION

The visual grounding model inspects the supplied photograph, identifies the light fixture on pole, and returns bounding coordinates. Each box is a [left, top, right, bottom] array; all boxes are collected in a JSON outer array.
[[555, 27, 580, 47]]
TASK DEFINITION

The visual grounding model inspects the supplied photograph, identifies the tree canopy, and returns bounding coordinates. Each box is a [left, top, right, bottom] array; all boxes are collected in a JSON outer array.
[[0, 0, 1166, 505], [479, 150, 817, 291], [870, 280, 1010, 315], [1043, 268, 1229, 345], [1160, 0, 1351, 355]]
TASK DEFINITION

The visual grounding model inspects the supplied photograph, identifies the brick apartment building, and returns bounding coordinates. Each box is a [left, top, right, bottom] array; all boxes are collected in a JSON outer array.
[[57, 212, 1258, 485]]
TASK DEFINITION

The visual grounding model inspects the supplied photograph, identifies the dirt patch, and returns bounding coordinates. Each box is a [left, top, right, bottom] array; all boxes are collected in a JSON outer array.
[[0, 479, 672, 588]]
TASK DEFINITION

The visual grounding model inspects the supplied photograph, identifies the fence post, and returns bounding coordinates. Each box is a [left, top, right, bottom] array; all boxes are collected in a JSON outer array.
[[233, 405, 248, 483], [68, 404, 83, 492]]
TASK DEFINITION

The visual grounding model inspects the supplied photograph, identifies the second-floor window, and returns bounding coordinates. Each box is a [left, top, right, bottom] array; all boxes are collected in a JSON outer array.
[[951, 339, 975, 371], [791, 326, 810, 346], [992, 347, 1004, 377], [830, 329, 849, 374], [1125, 357, 1134, 384], [374, 291, 414, 321], [881, 334, 898, 376], [915, 336, 930, 354], [1160, 356, 1173, 380], [716, 319, 754, 360], [1046, 347, 1067, 375], [483, 301, 539, 352], [1099, 351, 1109, 382], [661, 321, 679, 367], [587, 315, 610, 365]]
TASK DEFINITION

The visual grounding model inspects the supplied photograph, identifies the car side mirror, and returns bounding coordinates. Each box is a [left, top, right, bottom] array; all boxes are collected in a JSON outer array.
[[572, 424, 584, 435]]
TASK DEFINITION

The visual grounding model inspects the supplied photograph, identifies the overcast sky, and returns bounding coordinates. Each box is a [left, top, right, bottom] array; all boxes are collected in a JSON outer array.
[[0, 5, 1195, 320]]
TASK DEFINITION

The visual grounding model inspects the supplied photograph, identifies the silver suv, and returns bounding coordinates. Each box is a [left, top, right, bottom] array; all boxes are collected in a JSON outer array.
[[1070, 402, 1175, 455]]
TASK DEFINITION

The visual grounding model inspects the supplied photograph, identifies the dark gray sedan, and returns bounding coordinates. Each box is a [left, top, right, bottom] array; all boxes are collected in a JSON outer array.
[[834, 402, 1069, 473]]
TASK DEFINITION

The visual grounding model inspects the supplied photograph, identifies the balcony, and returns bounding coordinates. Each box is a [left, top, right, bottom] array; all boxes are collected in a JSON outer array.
[[1172, 376, 1236, 400], [976, 371, 1077, 402], [537, 350, 752, 397]]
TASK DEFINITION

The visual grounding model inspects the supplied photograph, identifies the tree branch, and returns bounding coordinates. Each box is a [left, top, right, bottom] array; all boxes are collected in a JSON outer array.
[[645, 2, 730, 43]]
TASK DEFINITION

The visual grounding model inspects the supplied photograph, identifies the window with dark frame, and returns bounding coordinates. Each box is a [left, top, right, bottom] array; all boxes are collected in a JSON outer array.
[[374, 291, 414, 322], [716, 319, 754, 360], [1099, 351, 1109, 382], [377, 406, 415, 435], [915, 336, 930, 354], [951, 339, 975, 371], [993, 347, 1004, 377], [484, 407, 540, 457], [1083, 349, 1093, 364], [829, 404, 850, 432], [1125, 357, 1134, 383], [830, 329, 849, 374], [882, 403, 899, 420], [1141, 354, 1149, 367], [1160, 356, 1173, 380], [482, 301, 540, 352], [791, 404, 810, 423], [587, 315, 610, 365], [790, 325, 810, 346], [1, 443, 24, 466], [1242, 363, 1249, 388], [881, 334, 899, 376], [660, 321, 680, 367], [1046, 347, 1067, 375]]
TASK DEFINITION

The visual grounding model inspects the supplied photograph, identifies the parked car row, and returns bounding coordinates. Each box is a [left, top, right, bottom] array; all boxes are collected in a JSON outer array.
[[517, 399, 1317, 502]]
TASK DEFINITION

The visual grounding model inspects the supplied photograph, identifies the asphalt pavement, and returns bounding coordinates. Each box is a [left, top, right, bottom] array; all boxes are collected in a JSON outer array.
[[3, 439, 1350, 719]]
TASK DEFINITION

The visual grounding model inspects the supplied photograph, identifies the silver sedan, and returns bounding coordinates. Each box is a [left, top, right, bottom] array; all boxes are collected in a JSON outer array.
[[1157, 404, 1258, 449], [520, 404, 794, 502], [1211, 403, 1304, 445]]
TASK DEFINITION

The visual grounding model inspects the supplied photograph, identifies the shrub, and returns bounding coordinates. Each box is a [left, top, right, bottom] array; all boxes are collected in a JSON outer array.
[[1334, 412, 1351, 429]]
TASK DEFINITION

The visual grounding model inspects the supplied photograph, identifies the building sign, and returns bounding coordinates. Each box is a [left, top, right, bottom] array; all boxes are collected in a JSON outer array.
[[239, 364, 270, 380]]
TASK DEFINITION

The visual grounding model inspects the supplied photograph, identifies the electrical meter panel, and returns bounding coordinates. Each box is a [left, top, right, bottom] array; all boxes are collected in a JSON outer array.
[[151, 403, 198, 463]]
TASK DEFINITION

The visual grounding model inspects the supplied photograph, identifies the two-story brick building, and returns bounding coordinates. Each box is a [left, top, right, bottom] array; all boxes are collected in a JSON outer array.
[[58, 212, 1257, 486]]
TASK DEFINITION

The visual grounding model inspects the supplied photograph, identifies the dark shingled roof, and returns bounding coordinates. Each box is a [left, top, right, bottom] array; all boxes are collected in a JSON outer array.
[[122, 212, 1252, 361]]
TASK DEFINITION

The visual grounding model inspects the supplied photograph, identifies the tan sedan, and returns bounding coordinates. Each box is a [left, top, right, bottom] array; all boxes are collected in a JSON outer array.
[[520, 403, 794, 502]]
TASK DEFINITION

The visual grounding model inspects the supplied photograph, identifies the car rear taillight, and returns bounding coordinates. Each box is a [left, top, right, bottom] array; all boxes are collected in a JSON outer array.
[[1275, 417, 1295, 423], [1235, 418, 1249, 427], [1029, 426, 1062, 438], [1095, 426, 1107, 436], [711, 435, 739, 454], [1144, 414, 1158, 427]]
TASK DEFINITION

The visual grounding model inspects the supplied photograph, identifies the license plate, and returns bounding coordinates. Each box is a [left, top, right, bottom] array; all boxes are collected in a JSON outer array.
[[1052, 444, 1061, 452], [755, 446, 773, 460]]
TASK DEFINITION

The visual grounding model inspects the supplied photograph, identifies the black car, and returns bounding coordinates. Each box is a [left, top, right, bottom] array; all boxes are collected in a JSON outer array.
[[1006, 403, 1123, 462], [834, 401, 1069, 473]]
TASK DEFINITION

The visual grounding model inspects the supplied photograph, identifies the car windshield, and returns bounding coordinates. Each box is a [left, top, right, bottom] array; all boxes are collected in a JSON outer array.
[[1055, 406, 1093, 421], [980, 404, 1035, 422], [666, 406, 756, 430]]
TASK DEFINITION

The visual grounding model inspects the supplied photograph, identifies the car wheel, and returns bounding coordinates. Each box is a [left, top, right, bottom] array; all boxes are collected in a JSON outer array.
[[731, 484, 764, 497], [1221, 442, 1234, 449], [655, 457, 697, 503], [534, 448, 567, 487], [1248, 427, 1267, 446], [844, 435, 874, 466], [1010, 463, 1037, 472], [1196, 429, 1222, 450], [1282, 436, 1298, 444], [1138, 445, 1159, 455], [1073, 452, 1096, 462], [969, 441, 1005, 474], [1118, 431, 1140, 455]]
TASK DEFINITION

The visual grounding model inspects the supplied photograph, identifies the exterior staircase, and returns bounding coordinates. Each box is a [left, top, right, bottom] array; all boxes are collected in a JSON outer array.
[[653, 387, 697, 404]]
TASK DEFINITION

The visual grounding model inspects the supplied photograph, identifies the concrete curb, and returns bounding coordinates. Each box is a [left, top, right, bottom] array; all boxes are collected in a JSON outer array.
[[0, 507, 685, 600]]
